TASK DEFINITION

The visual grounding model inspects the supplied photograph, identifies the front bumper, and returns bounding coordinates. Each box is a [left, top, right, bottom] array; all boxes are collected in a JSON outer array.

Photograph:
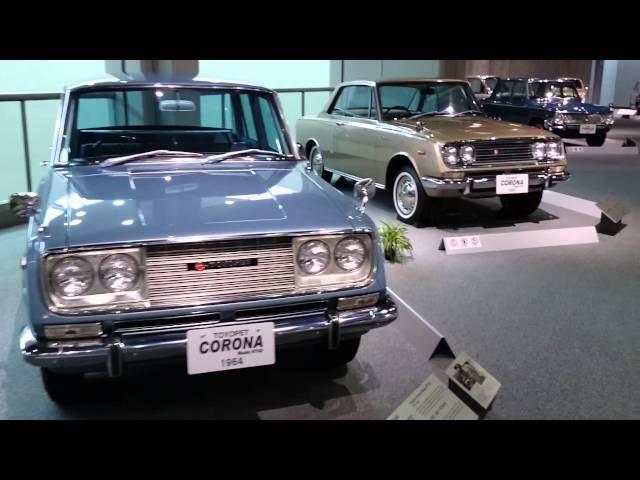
[[544, 121, 611, 137], [422, 170, 570, 198], [20, 295, 398, 376]]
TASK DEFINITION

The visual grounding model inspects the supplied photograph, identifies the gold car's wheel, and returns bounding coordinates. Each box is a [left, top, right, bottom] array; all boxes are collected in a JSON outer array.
[[309, 146, 332, 182], [394, 170, 419, 220], [393, 166, 441, 225]]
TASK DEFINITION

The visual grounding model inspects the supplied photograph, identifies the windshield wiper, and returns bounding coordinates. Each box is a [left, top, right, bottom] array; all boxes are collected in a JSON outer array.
[[408, 111, 452, 120], [202, 149, 295, 164], [452, 110, 486, 117], [100, 150, 204, 167]]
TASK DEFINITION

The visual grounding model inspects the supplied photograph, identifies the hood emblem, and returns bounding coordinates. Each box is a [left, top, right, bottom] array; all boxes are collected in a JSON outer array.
[[494, 149, 500, 155], [188, 258, 257, 271]]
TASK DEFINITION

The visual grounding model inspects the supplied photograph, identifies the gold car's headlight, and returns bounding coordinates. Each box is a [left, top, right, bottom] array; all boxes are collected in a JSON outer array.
[[44, 248, 147, 314], [293, 234, 374, 291]]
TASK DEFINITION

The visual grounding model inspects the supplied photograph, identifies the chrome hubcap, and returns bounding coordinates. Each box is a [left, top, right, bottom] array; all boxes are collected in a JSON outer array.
[[395, 173, 417, 216]]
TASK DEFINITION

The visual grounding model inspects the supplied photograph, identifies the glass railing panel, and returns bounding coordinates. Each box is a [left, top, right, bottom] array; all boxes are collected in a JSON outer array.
[[0, 102, 28, 200], [26, 100, 60, 190]]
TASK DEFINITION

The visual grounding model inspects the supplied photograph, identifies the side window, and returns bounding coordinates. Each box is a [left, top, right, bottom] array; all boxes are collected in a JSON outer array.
[[493, 81, 513, 101], [530, 82, 543, 98], [330, 86, 372, 118], [486, 77, 498, 91], [512, 81, 527, 100]]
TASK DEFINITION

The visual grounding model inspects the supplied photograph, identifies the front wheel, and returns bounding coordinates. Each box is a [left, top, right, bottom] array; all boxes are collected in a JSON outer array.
[[41, 368, 86, 404], [499, 191, 543, 218], [393, 167, 441, 225], [586, 133, 606, 147]]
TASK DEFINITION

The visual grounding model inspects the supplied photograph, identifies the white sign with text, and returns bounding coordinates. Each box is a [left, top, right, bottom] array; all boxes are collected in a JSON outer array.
[[187, 322, 275, 375], [496, 174, 528, 195], [445, 235, 482, 252]]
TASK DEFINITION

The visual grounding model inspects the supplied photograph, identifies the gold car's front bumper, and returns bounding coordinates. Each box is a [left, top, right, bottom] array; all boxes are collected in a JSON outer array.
[[421, 171, 570, 198]]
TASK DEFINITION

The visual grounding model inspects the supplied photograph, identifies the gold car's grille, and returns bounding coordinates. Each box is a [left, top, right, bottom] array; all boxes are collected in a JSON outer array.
[[471, 139, 536, 165], [145, 238, 296, 308]]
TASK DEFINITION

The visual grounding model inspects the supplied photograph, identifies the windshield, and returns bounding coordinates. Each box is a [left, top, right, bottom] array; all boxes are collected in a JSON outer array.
[[63, 87, 292, 163], [531, 82, 580, 99], [378, 82, 482, 120]]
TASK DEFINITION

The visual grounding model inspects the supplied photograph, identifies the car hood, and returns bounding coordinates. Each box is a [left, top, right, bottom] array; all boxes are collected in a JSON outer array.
[[388, 115, 550, 143], [532, 97, 611, 114], [40, 161, 368, 250]]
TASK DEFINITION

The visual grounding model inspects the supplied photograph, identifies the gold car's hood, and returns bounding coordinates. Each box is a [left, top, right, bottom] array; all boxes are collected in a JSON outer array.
[[389, 116, 551, 143]]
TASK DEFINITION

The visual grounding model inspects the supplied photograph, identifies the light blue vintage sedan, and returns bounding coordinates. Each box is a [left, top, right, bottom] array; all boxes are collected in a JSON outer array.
[[9, 78, 397, 403]]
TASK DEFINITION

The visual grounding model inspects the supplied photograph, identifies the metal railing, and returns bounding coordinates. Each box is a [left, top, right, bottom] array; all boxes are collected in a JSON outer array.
[[0, 87, 333, 198]]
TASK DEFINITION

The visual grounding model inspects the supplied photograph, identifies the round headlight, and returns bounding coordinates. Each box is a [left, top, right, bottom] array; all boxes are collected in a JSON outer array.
[[545, 141, 561, 159], [50, 256, 94, 297], [532, 142, 546, 160], [460, 145, 475, 165], [296, 240, 330, 275], [553, 113, 566, 125], [444, 146, 458, 165], [335, 237, 367, 271], [99, 253, 139, 292]]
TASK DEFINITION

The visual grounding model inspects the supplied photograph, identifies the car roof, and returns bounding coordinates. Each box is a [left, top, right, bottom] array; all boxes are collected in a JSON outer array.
[[336, 78, 470, 88], [66, 76, 274, 93], [499, 77, 582, 83]]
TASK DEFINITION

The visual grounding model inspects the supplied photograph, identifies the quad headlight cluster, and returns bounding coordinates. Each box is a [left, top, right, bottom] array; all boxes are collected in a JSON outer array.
[[531, 141, 564, 161], [44, 248, 147, 313], [293, 234, 374, 291], [442, 144, 476, 166]]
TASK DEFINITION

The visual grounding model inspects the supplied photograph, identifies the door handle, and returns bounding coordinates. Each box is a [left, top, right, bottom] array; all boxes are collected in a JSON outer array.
[[335, 122, 345, 126]]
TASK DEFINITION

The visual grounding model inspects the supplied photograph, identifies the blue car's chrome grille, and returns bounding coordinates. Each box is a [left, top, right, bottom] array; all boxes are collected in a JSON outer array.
[[145, 238, 296, 308]]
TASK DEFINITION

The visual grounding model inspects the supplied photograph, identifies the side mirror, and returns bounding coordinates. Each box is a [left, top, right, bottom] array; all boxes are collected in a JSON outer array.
[[9, 192, 40, 219], [296, 142, 306, 160], [353, 178, 376, 213]]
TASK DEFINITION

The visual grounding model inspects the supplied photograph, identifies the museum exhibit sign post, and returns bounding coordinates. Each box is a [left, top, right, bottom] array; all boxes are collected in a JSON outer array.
[[596, 197, 628, 236]]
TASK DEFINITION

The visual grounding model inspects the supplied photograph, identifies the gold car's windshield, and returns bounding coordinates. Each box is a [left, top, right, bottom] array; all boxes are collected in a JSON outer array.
[[378, 82, 483, 120]]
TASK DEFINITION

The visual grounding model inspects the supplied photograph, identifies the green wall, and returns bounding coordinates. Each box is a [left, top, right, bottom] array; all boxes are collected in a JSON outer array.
[[0, 60, 109, 199], [0, 60, 333, 200], [199, 60, 333, 139]]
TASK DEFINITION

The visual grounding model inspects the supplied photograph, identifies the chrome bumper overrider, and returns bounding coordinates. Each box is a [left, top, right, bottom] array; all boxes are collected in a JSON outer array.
[[422, 171, 570, 194], [20, 296, 398, 376]]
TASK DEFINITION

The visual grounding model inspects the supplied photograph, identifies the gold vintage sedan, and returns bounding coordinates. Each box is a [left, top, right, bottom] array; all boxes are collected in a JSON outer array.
[[296, 79, 570, 225]]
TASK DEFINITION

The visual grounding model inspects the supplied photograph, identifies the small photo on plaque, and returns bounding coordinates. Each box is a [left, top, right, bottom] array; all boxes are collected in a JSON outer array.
[[445, 352, 501, 411]]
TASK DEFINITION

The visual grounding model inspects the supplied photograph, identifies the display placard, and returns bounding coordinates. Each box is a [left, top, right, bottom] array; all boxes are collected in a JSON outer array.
[[445, 352, 501, 411], [387, 374, 478, 420], [443, 235, 482, 252], [597, 197, 628, 223]]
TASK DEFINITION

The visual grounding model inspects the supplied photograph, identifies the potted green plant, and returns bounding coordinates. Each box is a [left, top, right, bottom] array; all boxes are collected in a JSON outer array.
[[378, 222, 413, 262]]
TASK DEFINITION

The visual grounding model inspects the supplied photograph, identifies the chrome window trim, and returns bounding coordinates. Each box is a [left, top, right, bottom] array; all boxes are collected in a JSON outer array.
[[55, 85, 299, 166]]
